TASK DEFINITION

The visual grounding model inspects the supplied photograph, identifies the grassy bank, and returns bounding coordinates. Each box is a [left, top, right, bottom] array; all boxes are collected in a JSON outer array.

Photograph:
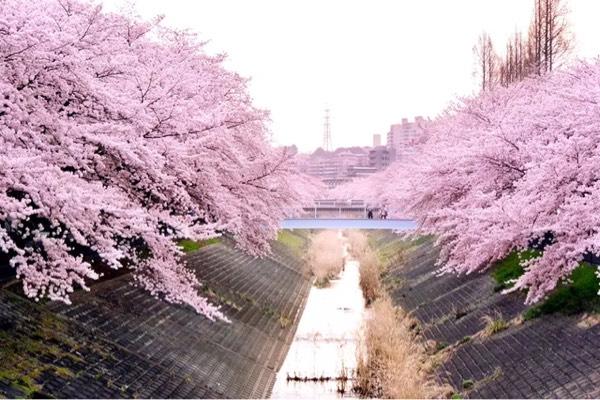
[[177, 237, 221, 253], [276, 230, 310, 258], [491, 251, 600, 319]]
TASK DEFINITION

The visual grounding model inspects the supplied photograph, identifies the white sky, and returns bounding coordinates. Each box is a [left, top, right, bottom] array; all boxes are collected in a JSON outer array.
[[102, 0, 600, 152]]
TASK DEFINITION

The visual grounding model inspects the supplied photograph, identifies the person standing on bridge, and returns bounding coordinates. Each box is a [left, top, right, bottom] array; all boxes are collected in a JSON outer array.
[[367, 208, 373, 219], [380, 206, 388, 220]]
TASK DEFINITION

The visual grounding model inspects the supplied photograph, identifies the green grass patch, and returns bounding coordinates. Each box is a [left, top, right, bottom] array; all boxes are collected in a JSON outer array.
[[459, 336, 472, 344], [0, 298, 82, 398], [434, 341, 448, 353], [492, 249, 540, 291], [382, 275, 404, 291], [177, 237, 221, 253], [411, 234, 434, 246], [492, 251, 600, 319], [276, 230, 307, 257], [524, 262, 600, 320], [370, 237, 408, 268]]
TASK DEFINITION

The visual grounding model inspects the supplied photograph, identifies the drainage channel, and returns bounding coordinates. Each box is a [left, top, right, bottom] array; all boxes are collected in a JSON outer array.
[[271, 235, 365, 399]]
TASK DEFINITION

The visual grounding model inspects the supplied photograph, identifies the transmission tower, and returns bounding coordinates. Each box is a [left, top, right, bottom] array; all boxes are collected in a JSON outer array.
[[323, 108, 332, 151]]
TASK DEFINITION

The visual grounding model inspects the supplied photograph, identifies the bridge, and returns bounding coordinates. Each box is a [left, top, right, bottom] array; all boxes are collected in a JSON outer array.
[[281, 218, 416, 230], [300, 199, 381, 219]]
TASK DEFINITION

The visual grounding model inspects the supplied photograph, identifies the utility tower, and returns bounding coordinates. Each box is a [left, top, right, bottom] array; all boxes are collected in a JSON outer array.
[[323, 108, 332, 151]]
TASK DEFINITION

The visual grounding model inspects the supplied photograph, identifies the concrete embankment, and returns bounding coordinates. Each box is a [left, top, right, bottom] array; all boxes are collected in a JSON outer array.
[[0, 233, 312, 398], [370, 231, 600, 398]]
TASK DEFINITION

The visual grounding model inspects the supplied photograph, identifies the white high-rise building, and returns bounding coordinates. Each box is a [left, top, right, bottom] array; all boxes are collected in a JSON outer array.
[[386, 116, 425, 160], [372, 134, 381, 147]]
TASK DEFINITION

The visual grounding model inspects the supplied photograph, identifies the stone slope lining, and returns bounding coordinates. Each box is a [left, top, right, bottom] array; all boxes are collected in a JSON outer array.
[[0, 236, 311, 399], [371, 231, 600, 399]]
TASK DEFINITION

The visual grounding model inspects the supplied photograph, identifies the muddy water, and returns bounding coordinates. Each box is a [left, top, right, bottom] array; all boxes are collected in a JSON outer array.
[[271, 237, 365, 399]]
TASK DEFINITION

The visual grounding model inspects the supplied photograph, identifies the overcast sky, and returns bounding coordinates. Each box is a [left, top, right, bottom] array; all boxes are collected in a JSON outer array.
[[102, 0, 600, 152]]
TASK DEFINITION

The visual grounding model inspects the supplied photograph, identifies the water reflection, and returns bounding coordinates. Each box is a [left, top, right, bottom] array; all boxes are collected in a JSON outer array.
[[272, 236, 365, 399]]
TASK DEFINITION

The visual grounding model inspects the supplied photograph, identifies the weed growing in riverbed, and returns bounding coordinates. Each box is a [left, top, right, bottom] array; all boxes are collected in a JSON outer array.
[[347, 230, 369, 257], [351, 231, 448, 398], [481, 312, 509, 337], [357, 250, 381, 305], [307, 231, 344, 287], [347, 231, 382, 304], [336, 363, 351, 395], [355, 296, 445, 398]]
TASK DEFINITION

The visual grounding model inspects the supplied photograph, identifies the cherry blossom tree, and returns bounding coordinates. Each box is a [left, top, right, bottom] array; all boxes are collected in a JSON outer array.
[[0, 0, 313, 319], [351, 61, 600, 304]]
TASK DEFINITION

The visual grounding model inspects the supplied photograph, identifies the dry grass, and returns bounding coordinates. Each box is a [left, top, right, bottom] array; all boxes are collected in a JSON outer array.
[[358, 249, 381, 305], [577, 313, 600, 329], [347, 230, 369, 257], [355, 296, 445, 399], [351, 230, 446, 398], [347, 230, 381, 305], [307, 230, 344, 287], [481, 312, 509, 337]]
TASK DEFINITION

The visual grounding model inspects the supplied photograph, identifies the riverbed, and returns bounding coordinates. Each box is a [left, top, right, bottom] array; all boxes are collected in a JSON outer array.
[[271, 236, 365, 399]]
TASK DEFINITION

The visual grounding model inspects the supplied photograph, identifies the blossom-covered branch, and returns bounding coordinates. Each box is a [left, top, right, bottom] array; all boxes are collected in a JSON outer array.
[[0, 0, 316, 319]]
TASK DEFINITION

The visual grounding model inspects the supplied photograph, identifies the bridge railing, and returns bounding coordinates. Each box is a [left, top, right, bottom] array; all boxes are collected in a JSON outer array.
[[299, 199, 393, 219], [313, 199, 367, 207]]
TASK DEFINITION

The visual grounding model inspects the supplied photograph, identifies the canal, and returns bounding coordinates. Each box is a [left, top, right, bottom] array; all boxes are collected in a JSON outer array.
[[271, 233, 365, 398]]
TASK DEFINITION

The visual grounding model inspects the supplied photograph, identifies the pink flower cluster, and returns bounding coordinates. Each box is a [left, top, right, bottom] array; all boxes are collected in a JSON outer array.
[[0, 0, 315, 319], [335, 61, 600, 304]]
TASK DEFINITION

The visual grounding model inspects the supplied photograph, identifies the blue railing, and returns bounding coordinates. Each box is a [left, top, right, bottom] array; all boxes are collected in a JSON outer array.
[[281, 218, 417, 230]]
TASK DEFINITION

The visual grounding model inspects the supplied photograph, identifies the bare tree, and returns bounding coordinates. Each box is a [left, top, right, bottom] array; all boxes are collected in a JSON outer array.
[[474, 0, 572, 91], [528, 0, 572, 74], [473, 32, 498, 91], [500, 31, 529, 86]]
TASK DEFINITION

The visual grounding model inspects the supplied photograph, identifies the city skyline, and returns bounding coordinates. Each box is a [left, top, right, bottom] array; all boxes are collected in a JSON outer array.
[[101, 0, 600, 152]]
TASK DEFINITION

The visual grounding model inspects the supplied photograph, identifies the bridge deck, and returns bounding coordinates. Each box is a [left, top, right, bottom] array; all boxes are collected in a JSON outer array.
[[281, 218, 416, 230]]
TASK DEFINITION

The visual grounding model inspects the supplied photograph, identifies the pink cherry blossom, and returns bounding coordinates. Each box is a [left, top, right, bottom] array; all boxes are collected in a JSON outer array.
[[0, 0, 316, 319], [337, 61, 600, 304]]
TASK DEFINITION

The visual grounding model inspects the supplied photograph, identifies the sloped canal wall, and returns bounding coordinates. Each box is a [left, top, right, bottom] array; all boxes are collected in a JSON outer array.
[[370, 231, 600, 398], [0, 235, 312, 398]]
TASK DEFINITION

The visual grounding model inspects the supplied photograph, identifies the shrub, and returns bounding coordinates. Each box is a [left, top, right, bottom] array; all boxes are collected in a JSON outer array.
[[434, 341, 449, 353], [462, 379, 474, 389], [459, 336, 472, 345]]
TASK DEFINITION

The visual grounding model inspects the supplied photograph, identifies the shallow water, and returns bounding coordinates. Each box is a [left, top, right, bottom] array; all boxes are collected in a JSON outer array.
[[271, 237, 365, 399]]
